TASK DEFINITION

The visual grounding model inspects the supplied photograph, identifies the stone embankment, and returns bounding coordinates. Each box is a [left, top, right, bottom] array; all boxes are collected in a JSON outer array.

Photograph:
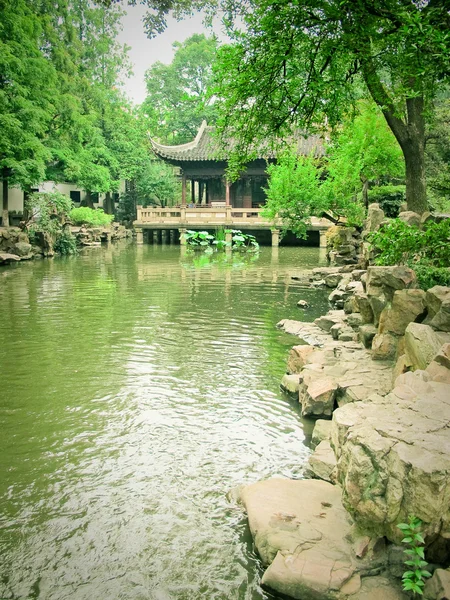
[[0, 223, 131, 264], [238, 264, 450, 600]]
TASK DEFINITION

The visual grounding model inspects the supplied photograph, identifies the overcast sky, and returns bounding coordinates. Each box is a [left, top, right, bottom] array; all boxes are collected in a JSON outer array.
[[118, 5, 221, 105]]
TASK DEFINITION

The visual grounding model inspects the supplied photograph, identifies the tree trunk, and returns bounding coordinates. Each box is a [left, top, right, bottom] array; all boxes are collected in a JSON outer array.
[[104, 191, 113, 214], [81, 190, 94, 208], [360, 175, 369, 209], [362, 61, 428, 214], [2, 167, 9, 227]]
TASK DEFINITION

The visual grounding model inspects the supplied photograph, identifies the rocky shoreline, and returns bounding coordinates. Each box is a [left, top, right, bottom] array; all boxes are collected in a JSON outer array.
[[0, 223, 132, 264], [237, 264, 450, 600]]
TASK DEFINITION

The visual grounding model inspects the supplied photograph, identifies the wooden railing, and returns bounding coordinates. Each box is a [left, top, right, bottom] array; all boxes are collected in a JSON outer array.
[[135, 205, 332, 230], [135, 206, 272, 226]]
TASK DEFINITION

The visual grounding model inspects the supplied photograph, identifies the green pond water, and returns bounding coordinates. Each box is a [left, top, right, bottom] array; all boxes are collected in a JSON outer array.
[[0, 243, 330, 600]]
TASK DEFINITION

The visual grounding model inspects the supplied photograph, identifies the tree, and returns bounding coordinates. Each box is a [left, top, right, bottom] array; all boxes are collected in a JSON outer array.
[[99, 0, 450, 213], [141, 33, 219, 144], [135, 159, 181, 207], [324, 101, 404, 209], [210, 0, 450, 215], [425, 92, 450, 212], [0, 0, 58, 225], [264, 101, 405, 236]]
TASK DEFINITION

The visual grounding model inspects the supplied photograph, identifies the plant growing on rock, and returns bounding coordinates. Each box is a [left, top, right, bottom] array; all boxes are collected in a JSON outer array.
[[368, 219, 450, 289], [398, 516, 432, 596]]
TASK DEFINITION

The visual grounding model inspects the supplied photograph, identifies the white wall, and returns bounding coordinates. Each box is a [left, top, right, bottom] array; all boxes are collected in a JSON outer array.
[[0, 180, 126, 215]]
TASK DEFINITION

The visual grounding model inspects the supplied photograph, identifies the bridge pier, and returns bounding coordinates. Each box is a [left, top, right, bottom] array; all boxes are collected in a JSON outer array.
[[271, 229, 280, 247], [161, 230, 168, 244], [179, 228, 187, 245], [169, 230, 176, 244], [153, 230, 160, 244], [319, 230, 328, 248], [136, 229, 143, 245]]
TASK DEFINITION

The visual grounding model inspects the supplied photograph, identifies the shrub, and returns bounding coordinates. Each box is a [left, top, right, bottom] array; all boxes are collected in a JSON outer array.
[[54, 230, 78, 255], [368, 185, 405, 218], [368, 218, 450, 290], [69, 207, 114, 227]]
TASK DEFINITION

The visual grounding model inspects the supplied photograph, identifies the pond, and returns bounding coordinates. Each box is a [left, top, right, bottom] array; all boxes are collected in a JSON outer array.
[[0, 244, 329, 600]]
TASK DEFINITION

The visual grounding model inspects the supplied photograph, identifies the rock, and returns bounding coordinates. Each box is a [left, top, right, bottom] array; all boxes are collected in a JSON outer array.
[[379, 289, 427, 336], [424, 568, 450, 600], [325, 273, 344, 288], [277, 320, 330, 347], [281, 374, 301, 396], [297, 299, 309, 308], [352, 576, 408, 600], [426, 286, 450, 321], [366, 266, 418, 326], [371, 332, 399, 361], [305, 440, 337, 482], [392, 354, 411, 383], [330, 323, 342, 340], [238, 478, 387, 600], [311, 419, 333, 448], [287, 345, 316, 374], [338, 329, 358, 342], [365, 203, 385, 232], [366, 266, 418, 301], [332, 377, 450, 543], [0, 252, 21, 263], [311, 266, 343, 280], [354, 291, 374, 323], [404, 323, 450, 370], [299, 377, 338, 417], [347, 313, 363, 329], [359, 324, 377, 349], [398, 210, 422, 227], [351, 270, 367, 282], [314, 312, 345, 333], [431, 299, 450, 333], [426, 344, 450, 384], [13, 241, 32, 256]]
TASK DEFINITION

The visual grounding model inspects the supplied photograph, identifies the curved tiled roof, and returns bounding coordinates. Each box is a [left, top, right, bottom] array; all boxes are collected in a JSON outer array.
[[150, 121, 324, 162]]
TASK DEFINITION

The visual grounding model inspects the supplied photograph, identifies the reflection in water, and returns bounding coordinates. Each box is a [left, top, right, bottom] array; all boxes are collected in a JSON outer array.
[[0, 245, 329, 600]]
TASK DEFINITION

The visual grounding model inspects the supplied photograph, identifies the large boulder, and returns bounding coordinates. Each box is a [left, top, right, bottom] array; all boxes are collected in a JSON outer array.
[[299, 376, 338, 417], [379, 289, 427, 336], [425, 286, 450, 332], [13, 241, 32, 257], [237, 478, 393, 600], [424, 568, 450, 600], [305, 440, 337, 482], [331, 373, 450, 543], [398, 210, 422, 227], [366, 266, 417, 325], [364, 203, 385, 233], [426, 343, 450, 384], [404, 323, 450, 370], [287, 345, 316, 374], [311, 419, 333, 448]]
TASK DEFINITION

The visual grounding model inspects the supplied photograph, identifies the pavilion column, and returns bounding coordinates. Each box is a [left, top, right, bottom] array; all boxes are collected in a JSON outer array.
[[181, 174, 187, 206], [225, 180, 230, 206], [199, 181, 204, 204], [191, 180, 195, 203]]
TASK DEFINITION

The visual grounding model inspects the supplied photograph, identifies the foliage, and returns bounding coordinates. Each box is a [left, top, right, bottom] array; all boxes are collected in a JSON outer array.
[[135, 160, 181, 207], [24, 191, 73, 235], [397, 516, 432, 596], [184, 228, 259, 251], [369, 219, 450, 290], [184, 230, 215, 247], [412, 265, 450, 291], [141, 34, 219, 144], [263, 150, 328, 239], [323, 102, 404, 209], [207, 0, 450, 214], [53, 230, 78, 255], [227, 229, 259, 251], [368, 186, 406, 218], [425, 93, 450, 213], [69, 207, 114, 227]]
